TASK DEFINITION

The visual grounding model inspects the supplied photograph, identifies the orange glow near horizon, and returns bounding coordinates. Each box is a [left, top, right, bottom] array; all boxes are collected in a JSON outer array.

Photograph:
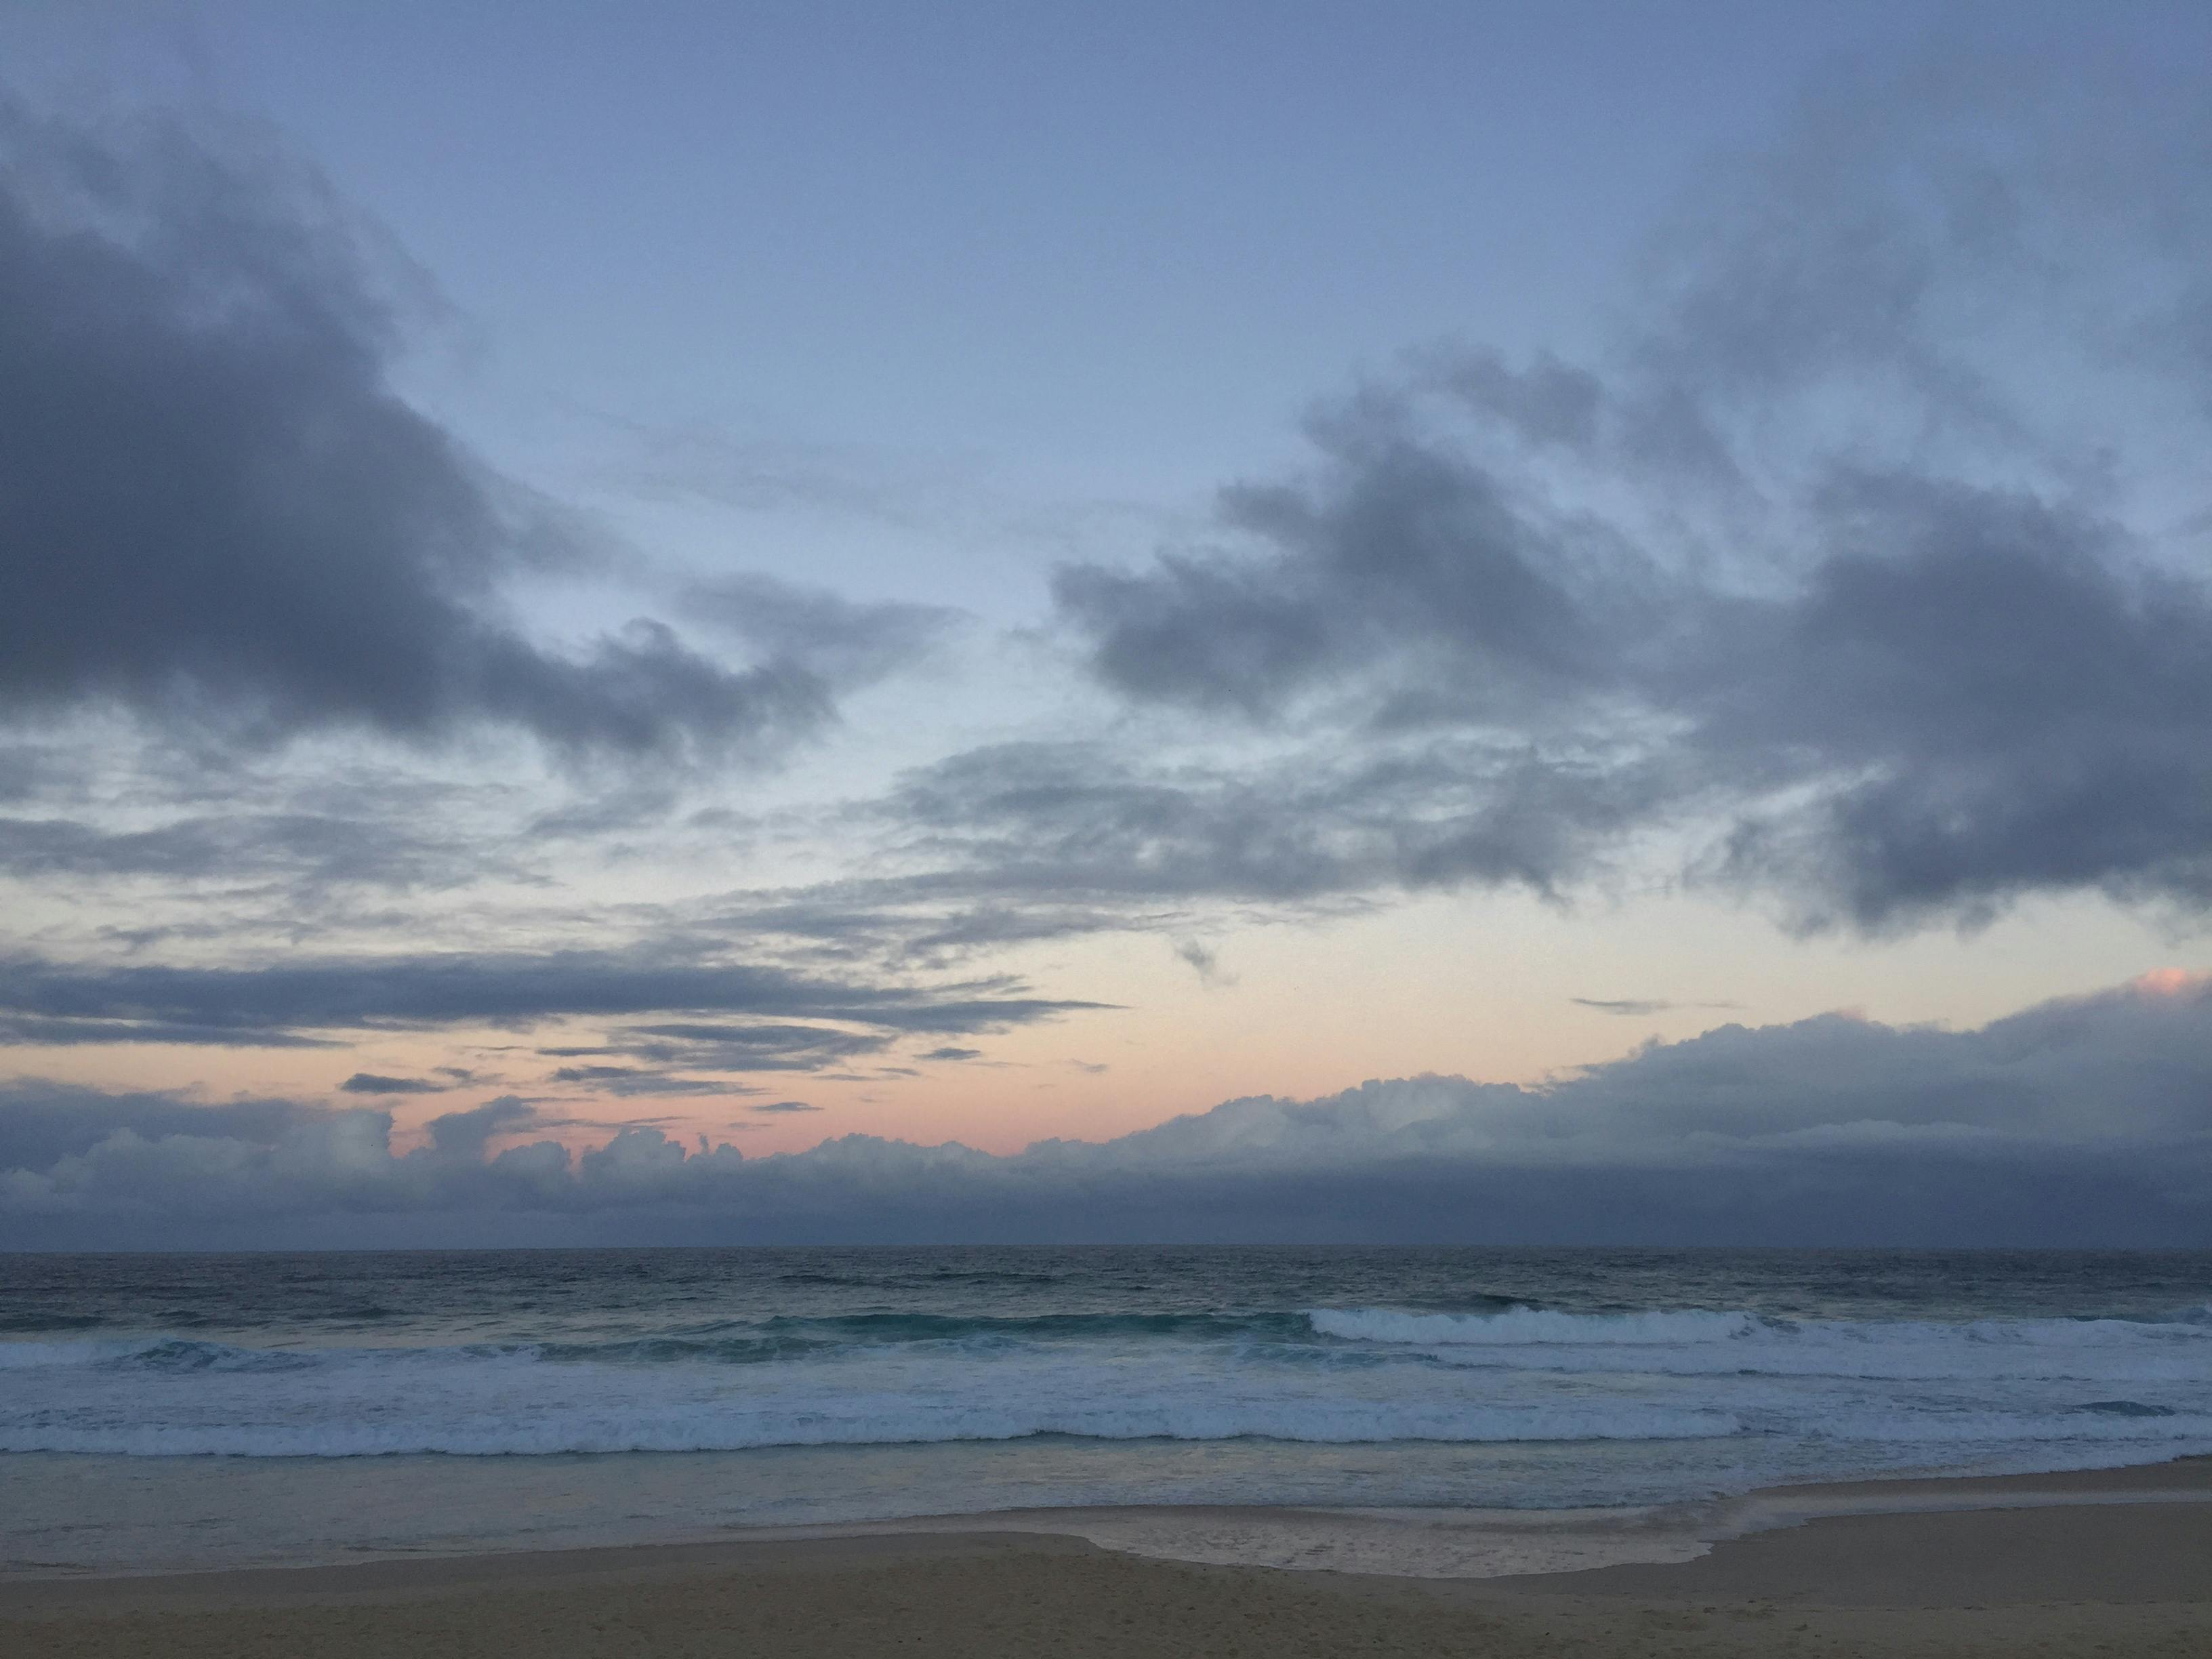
[[13, 890, 2205, 1166], [2133, 967, 2200, 996]]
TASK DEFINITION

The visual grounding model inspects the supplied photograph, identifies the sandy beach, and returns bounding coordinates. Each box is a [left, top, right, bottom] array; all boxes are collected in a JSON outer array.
[[6, 1458, 2210, 1657]]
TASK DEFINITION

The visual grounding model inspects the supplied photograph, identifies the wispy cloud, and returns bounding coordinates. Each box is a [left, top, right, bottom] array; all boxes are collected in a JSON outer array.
[[1572, 998, 1741, 1018], [340, 1072, 451, 1095], [0, 949, 1103, 1049]]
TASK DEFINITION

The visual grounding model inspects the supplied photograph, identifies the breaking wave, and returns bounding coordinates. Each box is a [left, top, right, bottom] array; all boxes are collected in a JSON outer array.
[[3, 1296, 2209, 1461]]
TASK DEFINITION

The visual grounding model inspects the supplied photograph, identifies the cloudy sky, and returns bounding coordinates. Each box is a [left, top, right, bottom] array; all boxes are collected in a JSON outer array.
[[4, 1, 2211, 1246]]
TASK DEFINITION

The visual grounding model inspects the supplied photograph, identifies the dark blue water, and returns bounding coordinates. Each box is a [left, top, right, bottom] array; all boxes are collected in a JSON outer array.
[[10, 1244, 2208, 1338]]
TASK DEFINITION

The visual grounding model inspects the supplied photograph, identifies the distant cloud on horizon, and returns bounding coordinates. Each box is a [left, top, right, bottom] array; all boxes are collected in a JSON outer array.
[[339, 1073, 451, 1095], [3, 972, 2207, 1249], [1572, 998, 1742, 1018]]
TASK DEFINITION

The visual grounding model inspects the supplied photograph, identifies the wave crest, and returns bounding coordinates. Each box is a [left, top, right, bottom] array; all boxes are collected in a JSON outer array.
[[1309, 1307, 1764, 1345]]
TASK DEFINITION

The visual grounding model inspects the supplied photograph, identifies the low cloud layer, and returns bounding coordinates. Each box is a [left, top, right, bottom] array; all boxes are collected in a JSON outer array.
[[5, 972, 2206, 1248]]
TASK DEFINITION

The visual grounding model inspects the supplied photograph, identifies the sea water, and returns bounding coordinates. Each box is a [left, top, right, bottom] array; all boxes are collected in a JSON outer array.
[[3, 1246, 2209, 1573]]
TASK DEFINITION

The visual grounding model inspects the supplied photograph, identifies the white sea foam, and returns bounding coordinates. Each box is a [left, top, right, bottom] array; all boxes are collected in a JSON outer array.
[[0, 1336, 1740, 1455], [1309, 1307, 1763, 1346], [1307, 1305, 2212, 1382]]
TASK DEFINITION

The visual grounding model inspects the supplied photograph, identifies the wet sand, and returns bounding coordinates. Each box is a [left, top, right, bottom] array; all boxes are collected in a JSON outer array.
[[5, 1458, 2210, 1657]]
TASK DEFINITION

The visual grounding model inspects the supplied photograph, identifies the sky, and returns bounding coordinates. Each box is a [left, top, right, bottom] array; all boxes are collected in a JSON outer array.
[[3, 1, 2212, 1247]]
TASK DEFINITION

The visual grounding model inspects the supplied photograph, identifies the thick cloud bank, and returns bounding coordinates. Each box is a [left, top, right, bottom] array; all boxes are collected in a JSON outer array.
[[6, 972, 2207, 1248], [1051, 69, 2212, 932], [0, 111, 830, 762]]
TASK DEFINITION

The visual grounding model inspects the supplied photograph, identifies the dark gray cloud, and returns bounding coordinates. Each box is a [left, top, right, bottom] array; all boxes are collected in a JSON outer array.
[[699, 876, 1147, 970], [424, 1094, 539, 1156], [888, 738, 1655, 909], [3, 973, 2206, 1247], [1174, 940, 1234, 986], [339, 1072, 449, 1095], [0, 1081, 316, 1175], [0, 809, 509, 893], [1693, 477, 2212, 927], [920, 1046, 981, 1063], [609, 1022, 893, 1071], [0, 744, 59, 805], [0, 949, 1098, 1047], [1414, 346, 1605, 453], [1053, 424, 2212, 934], [618, 733, 1660, 985], [1042, 65, 2212, 935], [0, 110, 829, 763], [750, 1100, 819, 1114], [1056, 409, 1626, 724], [1572, 998, 1741, 1018], [0, 1015, 340, 1049]]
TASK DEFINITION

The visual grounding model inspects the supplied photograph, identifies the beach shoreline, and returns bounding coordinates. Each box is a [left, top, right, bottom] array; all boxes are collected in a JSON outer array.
[[8, 1448, 2210, 1584], [6, 1456, 2210, 1656], [723, 1449, 2212, 1578]]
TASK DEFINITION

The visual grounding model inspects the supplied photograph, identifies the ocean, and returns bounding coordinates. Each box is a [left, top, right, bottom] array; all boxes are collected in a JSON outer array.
[[3, 1246, 2210, 1574]]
